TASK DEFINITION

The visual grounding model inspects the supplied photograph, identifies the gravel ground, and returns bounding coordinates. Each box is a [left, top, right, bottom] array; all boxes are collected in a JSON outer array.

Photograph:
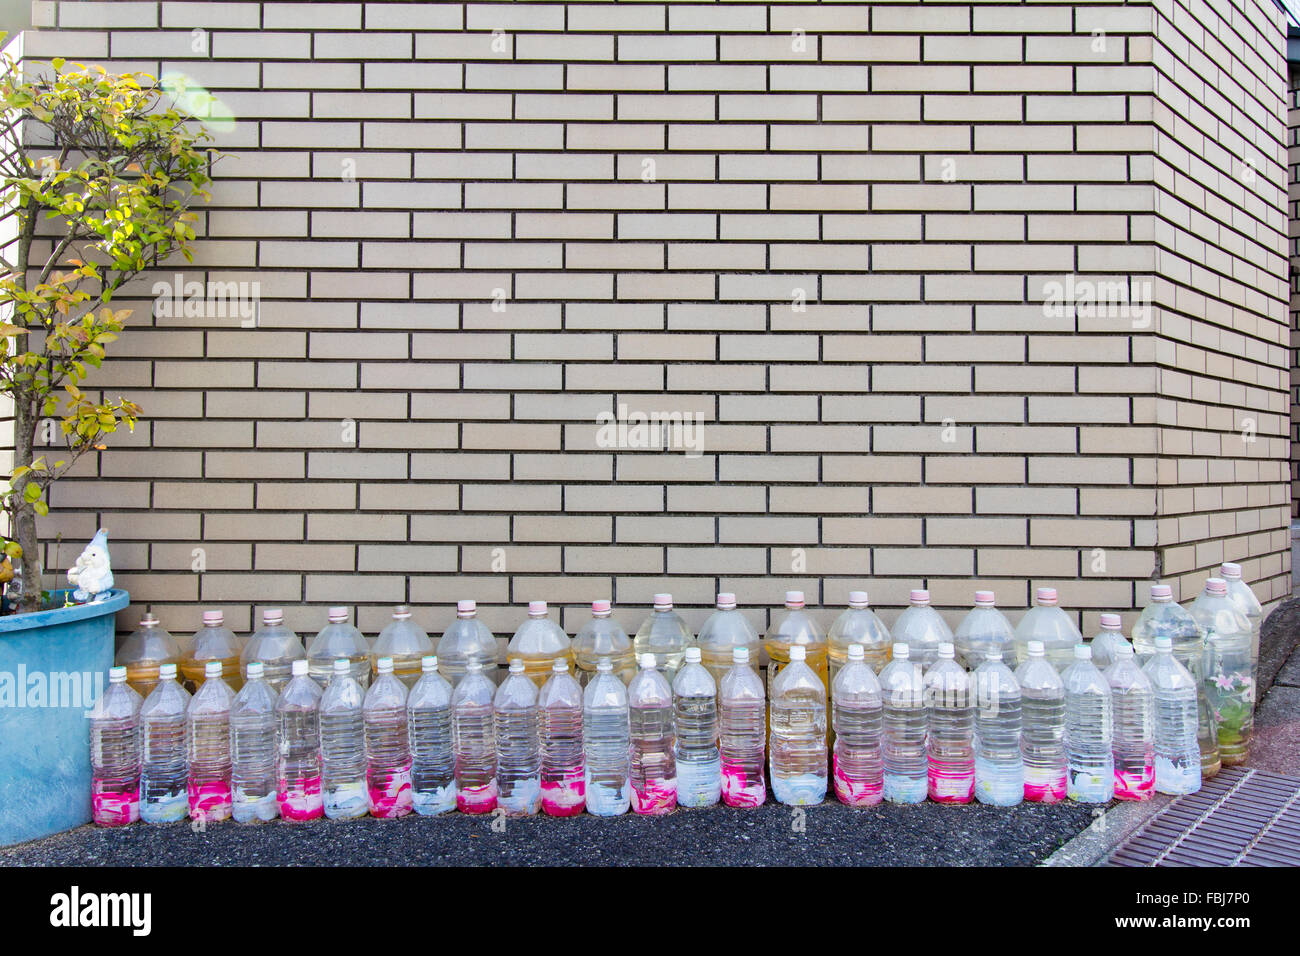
[[1, 798, 1097, 867]]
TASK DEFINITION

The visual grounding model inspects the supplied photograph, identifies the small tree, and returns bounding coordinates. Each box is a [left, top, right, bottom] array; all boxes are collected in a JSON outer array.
[[0, 44, 216, 612]]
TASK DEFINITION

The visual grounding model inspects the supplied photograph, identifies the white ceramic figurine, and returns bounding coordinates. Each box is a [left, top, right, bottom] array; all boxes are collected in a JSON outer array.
[[67, 528, 114, 603]]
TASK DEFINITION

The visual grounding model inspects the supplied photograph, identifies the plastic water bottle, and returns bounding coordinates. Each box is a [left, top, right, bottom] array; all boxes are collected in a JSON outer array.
[[319, 658, 367, 820], [628, 653, 677, 814], [89, 666, 142, 826], [830, 643, 883, 806], [924, 642, 974, 804], [408, 655, 456, 816], [828, 591, 892, 680], [538, 658, 585, 816], [1220, 562, 1262, 680], [308, 607, 371, 689], [573, 599, 636, 686], [1063, 644, 1113, 803], [954, 591, 1015, 672], [1131, 583, 1216, 779], [718, 646, 766, 808], [139, 663, 191, 823], [229, 661, 279, 823], [972, 649, 1023, 806], [436, 599, 500, 687], [1106, 642, 1154, 801], [1015, 640, 1066, 803], [673, 646, 721, 808], [583, 656, 631, 816], [766, 591, 828, 698], [363, 657, 413, 818], [1143, 635, 1201, 795], [698, 592, 761, 684], [1088, 613, 1130, 671], [633, 594, 695, 683], [275, 659, 323, 822], [452, 659, 498, 813], [495, 659, 542, 816], [1013, 588, 1080, 671], [186, 660, 234, 822], [1191, 577, 1254, 767], [879, 643, 926, 804], [507, 600, 572, 689], [892, 589, 953, 671], [770, 644, 827, 806], [242, 608, 305, 695], [116, 614, 181, 699], [181, 609, 243, 693], [371, 605, 433, 690]]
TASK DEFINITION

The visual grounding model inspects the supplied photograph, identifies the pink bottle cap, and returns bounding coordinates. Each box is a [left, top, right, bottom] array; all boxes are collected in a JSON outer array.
[[1100, 613, 1122, 629], [262, 608, 283, 625], [974, 590, 995, 606], [653, 593, 673, 609], [528, 600, 547, 616], [202, 610, 224, 627], [592, 599, 611, 614], [328, 606, 348, 623], [457, 599, 476, 617], [1220, 562, 1242, 579], [1150, 584, 1172, 601], [392, 605, 412, 620], [909, 589, 930, 606], [785, 590, 805, 608], [1035, 587, 1058, 606], [716, 592, 737, 609], [1205, 578, 1227, 596]]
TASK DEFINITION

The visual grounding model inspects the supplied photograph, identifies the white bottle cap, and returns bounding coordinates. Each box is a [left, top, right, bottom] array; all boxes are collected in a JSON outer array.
[[509, 659, 525, 674], [909, 589, 930, 605], [160, 663, 178, 680], [1100, 613, 1122, 629], [640, 653, 657, 669], [1220, 562, 1242, 580], [716, 592, 737, 610], [140, 613, 160, 627], [528, 600, 547, 617], [328, 606, 348, 623], [1035, 587, 1058, 606], [592, 599, 611, 615], [204, 660, 222, 678], [732, 647, 749, 664], [262, 608, 284, 626], [1027, 640, 1045, 657], [392, 605, 412, 621], [246, 662, 265, 679], [789, 645, 806, 662], [333, 658, 350, 674], [457, 599, 476, 617], [1154, 635, 1172, 651], [552, 657, 568, 673], [892, 642, 909, 659], [1150, 584, 1172, 601], [1205, 577, 1228, 597], [109, 666, 127, 683], [847, 643, 865, 662], [653, 593, 673, 610], [202, 610, 224, 627], [937, 642, 955, 660], [377, 657, 394, 675], [785, 590, 805, 608], [1074, 644, 1091, 660], [291, 659, 308, 676], [848, 591, 869, 608], [685, 647, 701, 664], [974, 590, 995, 606], [1115, 642, 1135, 658], [422, 655, 437, 672], [597, 656, 613, 672]]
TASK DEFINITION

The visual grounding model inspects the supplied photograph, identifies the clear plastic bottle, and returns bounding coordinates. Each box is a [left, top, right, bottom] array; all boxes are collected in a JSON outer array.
[[892, 589, 954, 671], [241, 607, 305, 696], [181, 610, 243, 693], [319, 658, 367, 820], [1131, 583, 1217, 779], [89, 666, 142, 827], [1062, 644, 1113, 803], [1190, 577, 1254, 767], [139, 663, 191, 824], [766, 591, 828, 702], [972, 648, 1023, 806], [1220, 562, 1262, 680], [879, 643, 927, 804], [633, 594, 695, 684], [436, 599, 500, 688], [924, 642, 975, 804], [1013, 587, 1081, 672], [673, 646, 721, 808], [583, 656, 631, 816], [828, 591, 892, 680], [954, 591, 1015, 672], [573, 599, 636, 686], [1088, 613, 1130, 671], [538, 657, 585, 816], [1015, 640, 1067, 803], [274, 658, 323, 822], [698, 592, 761, 683], [831, 643, 884, 807], [364, 657, 413, 818], [308, 606, 371, 689], [371, 605, 433, 690], [628, 653, 677, 814], [116, 613, 181, 699], [229, 661, 279, 823], [507, 600, 572, 689], [769, 644, 827, 806], [1142, 635, 1202, 795], [718, 646, 766, 808], [409, 655, 456, 816], [452, 659, 498, 813], [494, 659, 542, 816], [1106, 642, 1154, 801], [186, 660, 234, 823]]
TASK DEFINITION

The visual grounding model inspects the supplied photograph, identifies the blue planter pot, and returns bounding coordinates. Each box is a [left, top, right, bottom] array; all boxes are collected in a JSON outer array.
[[0, 588, 129, 846]]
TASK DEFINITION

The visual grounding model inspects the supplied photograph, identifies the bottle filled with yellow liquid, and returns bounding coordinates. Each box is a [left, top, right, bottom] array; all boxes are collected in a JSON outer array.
[[828, 591, 892, 682], [698, 593, 761, 683], [180, 609, 244, 693], [507, 601, 573, 689], [117, 614, 182, 699], [573, 600, 637, 685], [371, 605, 433, 690], [765, 591, 828, 700]]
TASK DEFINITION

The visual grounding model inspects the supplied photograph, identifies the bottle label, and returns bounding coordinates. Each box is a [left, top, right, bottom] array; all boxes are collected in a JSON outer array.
[[541, 770, 585, 817], [1067, 765, 1114, 803], [882, 772, 927, 804], [720, 760, 766, 808], [630, 775, 677, 815], [676, 754, 722, 808], [91, 780, 139, 827], [232, 786, 279, 823], [832, 754, 882, 807], [368, 764, 414, 819], [412, 782, 457, 816], [277, 775, 324, 821], [498, 776, 541, 816], [188, 779, 233, 822], [1023, 764, 1067, 803], [456, 779, 499, 814], [771, 770, 827, 806]]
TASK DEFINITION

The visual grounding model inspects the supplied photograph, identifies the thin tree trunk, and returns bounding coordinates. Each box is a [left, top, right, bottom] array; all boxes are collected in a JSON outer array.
[[12, 395, 41, 613]]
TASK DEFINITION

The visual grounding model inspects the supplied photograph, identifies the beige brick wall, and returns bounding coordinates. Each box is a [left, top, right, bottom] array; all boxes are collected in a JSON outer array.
[[17, 0, 1292, 644]]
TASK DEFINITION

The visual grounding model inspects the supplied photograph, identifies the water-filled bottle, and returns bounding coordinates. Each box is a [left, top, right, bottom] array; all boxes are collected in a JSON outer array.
[[893, 589, 954, 671], [628, 653, 677, 814], [436, 599, 500, 687], [831, 643, 883, 806], [879, 643, 926, 804], [452, 659, 498, 813], [230, 661, 279, 823], [718, 646, 766, 808], [1012, 587, 1080, 671], [242, 607, 305, 695], [275, 658, 323, 821], [364, 656, 413, 818], [1062, 644, 1113, 803], [924, 642, 974, 804], [89, 666, 142, 826], [583, 656, 631, 816], [506, 600, 572, 688], [573, 599, 636, 685], [828, 591, 891, 679], [409, 655, 456, 815], [633, 594, 694, 683], [672, 646, 721, 808], [186, 660, 234, 822], [371, 605, 433, 690], [1015, 640, 1066, 803], [538, 657, 585, 816], [495, 658, 542, 816], [139, 663, 190, 823], [1106, 642, 1154, 801], [972, 649, 1023, 806], [308, 606, 370, 689], [320, 658, 367, 820], [769, 644, 827, 806], [181, 609, 242, 693], [698, 592, 761, 683], [954, 591, 1014, 671]]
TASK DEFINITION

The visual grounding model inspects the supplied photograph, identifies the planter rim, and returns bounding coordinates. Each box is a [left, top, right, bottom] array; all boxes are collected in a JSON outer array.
[[0, 588, 129, 634]]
